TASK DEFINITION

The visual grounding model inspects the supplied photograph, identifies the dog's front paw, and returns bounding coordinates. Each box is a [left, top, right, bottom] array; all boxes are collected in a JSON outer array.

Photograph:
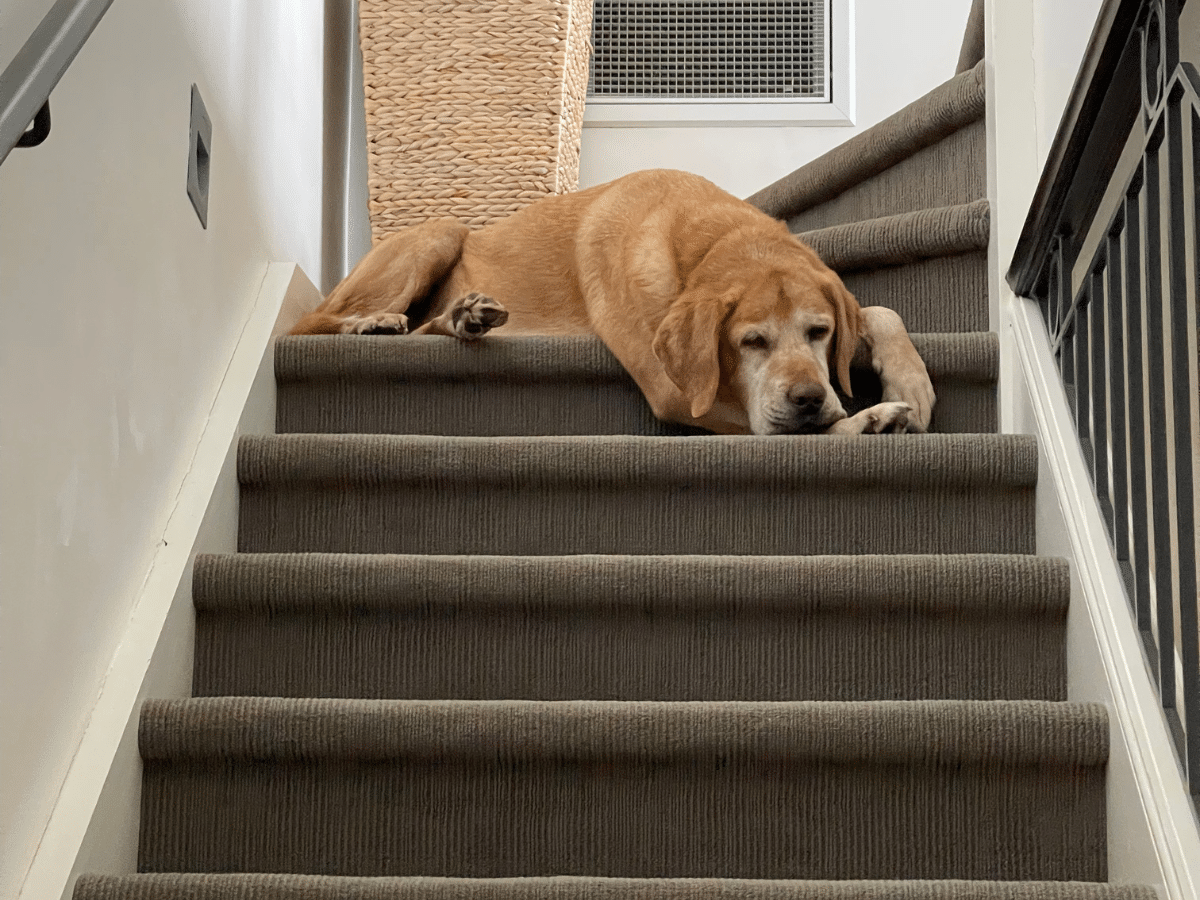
[[827, 401, 915, 435], [342, 312, 409, 335], [450, 293, 508, 340], [882, 374, 934, 433]]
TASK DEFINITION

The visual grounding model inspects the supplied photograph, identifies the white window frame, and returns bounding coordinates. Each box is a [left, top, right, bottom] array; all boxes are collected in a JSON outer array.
[[583, 0, 854, 127]]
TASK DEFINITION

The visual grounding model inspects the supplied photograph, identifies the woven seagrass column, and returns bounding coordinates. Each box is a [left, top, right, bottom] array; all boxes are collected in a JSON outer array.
[[358, 0, 594, 241]]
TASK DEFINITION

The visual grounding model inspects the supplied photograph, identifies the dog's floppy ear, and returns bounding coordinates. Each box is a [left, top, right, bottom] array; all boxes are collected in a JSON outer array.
[[652, 290, 736, 419], [825, 279, 863, 397]]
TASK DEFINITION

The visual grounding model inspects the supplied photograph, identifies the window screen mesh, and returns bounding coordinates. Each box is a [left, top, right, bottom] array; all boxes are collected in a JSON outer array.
[[588, 0, 828, 99]]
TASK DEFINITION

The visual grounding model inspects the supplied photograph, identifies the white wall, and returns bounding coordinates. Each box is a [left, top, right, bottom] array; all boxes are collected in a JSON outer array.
[[1031, 0, 1105, 167], [580, 0, 975, 198], [0, 0, 59, 75], [0, 3, 325, 897]]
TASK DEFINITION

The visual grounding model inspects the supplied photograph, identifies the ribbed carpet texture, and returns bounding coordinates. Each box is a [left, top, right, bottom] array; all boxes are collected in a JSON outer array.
[[76, 5, 1155, 898]]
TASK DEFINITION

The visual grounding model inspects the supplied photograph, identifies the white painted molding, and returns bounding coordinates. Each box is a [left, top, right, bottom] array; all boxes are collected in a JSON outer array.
[[1006, 293, 1200, 900], [18, 263, 321, 900], [983, 0, 1039, 339]]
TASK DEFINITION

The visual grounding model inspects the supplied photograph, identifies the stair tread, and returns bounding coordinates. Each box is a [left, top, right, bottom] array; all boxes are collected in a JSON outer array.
[[140, 697, 1106, 766], [238, 432, 1037, 488], [194, 552, 1067, 613], [74, 874, 1157, 900], [749, 61, 986, 220]]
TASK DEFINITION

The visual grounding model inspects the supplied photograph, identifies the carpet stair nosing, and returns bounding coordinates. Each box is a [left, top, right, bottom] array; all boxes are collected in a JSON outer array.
[[139, 697, 1107, 766], [237, 433, 1037, 490], [799, 200, 991, 273], [192, 552, 1067, 614], [72, 874, 1158, 900]]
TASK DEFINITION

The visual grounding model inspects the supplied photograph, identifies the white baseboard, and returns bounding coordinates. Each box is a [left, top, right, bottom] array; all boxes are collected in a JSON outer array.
[[18, 263, 320, 900], [1005, 293, 1200, 899]]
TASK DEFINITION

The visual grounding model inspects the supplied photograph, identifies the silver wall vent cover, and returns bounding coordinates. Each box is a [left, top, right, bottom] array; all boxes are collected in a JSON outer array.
[[588, 0, 829, 100]]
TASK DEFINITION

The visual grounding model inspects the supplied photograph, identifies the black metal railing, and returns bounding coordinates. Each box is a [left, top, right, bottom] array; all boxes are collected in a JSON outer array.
[[0, 0, 114, 165], [1009, 0, 1198, 804]]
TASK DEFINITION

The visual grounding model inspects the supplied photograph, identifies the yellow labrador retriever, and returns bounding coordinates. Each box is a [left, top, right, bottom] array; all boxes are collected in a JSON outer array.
[[293, 169, 934, 435]]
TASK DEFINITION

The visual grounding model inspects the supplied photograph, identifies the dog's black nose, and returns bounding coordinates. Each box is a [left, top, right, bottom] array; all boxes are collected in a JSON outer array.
[[787, 383, 825, 414]]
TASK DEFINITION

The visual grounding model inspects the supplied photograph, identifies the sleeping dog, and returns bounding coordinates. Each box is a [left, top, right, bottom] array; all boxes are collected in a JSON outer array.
[[293, 169, 934, 435]]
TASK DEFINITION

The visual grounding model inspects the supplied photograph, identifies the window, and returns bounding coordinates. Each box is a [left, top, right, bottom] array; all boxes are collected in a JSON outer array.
[[584, 0, 853, 126]]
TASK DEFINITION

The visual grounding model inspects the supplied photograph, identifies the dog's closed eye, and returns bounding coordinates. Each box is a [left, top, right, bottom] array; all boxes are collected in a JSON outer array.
[[741, 332, 770, 350], [807, 325, 830, 341]]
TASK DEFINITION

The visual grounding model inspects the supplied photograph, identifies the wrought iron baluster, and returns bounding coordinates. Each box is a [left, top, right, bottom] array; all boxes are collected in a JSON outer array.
[[1106, 220, 1131, 559], [1076, 288, 1095, 470], [1090, 264, 1114, 525], [1123, 169, 1154, 636]]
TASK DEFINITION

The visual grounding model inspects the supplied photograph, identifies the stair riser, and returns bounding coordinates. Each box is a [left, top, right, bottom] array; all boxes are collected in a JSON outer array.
[[139, 758, 1105, 881], [238, 484, 1035, 555], [277, 378, 690, 436], [787, 120, 987, 232], [840, 254, 988, 334], [274, 371, 995, 437], [194, 608, 1064, 701]]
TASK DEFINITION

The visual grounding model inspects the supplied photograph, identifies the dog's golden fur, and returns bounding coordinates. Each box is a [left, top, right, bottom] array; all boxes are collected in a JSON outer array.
[[293, 169, 934, 435]]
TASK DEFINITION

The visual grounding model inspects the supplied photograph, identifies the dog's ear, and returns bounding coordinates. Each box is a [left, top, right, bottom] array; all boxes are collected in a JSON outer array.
[[825, 278, 863, 397], [653, 290, 736, 419]]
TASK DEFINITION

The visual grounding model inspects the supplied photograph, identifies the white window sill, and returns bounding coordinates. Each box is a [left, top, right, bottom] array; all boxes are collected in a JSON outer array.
[[583, 98, 855, 128]]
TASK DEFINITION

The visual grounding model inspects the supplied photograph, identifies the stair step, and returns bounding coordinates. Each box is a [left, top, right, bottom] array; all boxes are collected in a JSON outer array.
[[274, 333, 997, 436], [749, 61, 986, 230], [136, 697, 1107, 881], [193, 553, 1067, 701], [801, 202, 990, 274], [74, 874, 1159, 900], [237, 433, 1037, 556], [786, 120, 986, 233], [799, 201, 991, 333]]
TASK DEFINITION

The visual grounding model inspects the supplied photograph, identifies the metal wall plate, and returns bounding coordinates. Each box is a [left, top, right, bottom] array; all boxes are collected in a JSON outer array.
[[187, 84, 212, 228]]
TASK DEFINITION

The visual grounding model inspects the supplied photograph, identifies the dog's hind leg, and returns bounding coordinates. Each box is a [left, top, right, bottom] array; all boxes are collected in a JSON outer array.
[[291, 218, 471, 335]]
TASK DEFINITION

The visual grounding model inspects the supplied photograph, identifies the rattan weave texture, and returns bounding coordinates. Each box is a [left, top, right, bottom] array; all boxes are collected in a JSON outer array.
[[358, 0, 593, 241]]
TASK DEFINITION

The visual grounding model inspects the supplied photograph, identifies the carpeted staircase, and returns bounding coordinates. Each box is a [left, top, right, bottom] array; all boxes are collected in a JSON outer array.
[[75, 7, 1159, 900]]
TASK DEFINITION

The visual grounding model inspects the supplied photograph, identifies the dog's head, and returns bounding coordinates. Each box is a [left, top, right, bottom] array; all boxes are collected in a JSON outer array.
[[652, 229, 863, 435]]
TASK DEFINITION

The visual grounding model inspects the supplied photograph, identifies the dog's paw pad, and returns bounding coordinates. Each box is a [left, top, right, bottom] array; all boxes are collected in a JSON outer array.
[[450, 293, 508, 340], [344, 313, 409, 335]]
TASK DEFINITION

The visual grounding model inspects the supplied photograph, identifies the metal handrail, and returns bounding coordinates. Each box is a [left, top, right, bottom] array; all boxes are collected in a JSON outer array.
[[0, 0, 115, 166], [1007, 0, 1198, 805]]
